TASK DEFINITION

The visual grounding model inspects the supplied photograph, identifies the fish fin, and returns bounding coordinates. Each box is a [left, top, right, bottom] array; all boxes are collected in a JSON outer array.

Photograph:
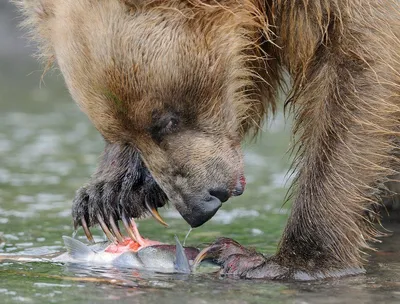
[[62, 236, 94, 259], [174, 235, 191, 274]]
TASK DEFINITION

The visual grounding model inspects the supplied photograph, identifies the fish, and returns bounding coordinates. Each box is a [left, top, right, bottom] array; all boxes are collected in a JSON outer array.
[[0, 236, 201, 274]]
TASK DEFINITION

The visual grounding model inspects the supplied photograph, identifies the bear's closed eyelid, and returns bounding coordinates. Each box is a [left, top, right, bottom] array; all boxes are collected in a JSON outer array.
[[157, 113, 180, 130], [163, 117, 178, 132], [149, 114, 181, 143]]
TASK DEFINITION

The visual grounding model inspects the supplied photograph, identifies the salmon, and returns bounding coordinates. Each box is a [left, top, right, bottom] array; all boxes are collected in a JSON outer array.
[[0, 236, 200, 274]]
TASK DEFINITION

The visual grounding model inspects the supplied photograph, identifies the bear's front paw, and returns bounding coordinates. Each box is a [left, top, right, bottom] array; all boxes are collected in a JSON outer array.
[[72, 143, 168, 243], [194, 238, 290, 279], [194, 238, 368, 280]]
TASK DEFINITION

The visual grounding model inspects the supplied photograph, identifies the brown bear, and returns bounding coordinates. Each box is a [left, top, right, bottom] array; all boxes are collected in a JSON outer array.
[[15, 0, 400, 280]]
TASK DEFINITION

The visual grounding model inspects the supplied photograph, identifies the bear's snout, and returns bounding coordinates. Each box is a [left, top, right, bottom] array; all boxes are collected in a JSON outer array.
[[177, 195, 223, 228]]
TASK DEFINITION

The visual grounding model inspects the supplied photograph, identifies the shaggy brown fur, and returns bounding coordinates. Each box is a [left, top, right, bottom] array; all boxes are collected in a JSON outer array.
[[15, 0, 400, 279]]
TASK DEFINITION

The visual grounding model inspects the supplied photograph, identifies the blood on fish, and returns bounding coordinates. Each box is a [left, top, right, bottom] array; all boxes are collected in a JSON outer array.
[[105, 237, 162, 254]]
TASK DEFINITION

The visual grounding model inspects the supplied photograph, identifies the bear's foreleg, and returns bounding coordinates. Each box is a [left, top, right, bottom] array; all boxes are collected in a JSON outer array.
[[197, 0, 400, 279], [72, 143, 168, 242]]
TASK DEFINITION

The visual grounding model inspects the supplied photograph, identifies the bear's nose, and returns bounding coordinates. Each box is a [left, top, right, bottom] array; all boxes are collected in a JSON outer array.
[[231, 185, 244, 196], [209, 188, 230, 203], [178, 196, 222, 228], [231, 175, 246, 196]]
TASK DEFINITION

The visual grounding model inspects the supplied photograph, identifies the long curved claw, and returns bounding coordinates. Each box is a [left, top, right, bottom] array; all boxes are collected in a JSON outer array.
[[193, 245, 220, 269], [145, 198, 169, 227], [81, 216, 94, 244], [109, 215, 124, 243], [97, 214, 116, 243], [121, 212, 137, 242]]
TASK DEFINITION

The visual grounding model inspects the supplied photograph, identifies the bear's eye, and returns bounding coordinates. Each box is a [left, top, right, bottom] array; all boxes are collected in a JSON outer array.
[[163, 117, 179, 133], [150, 114, 181, 143]]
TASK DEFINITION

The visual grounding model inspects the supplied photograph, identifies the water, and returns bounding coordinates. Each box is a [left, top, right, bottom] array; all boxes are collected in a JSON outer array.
[[1, 2, 400, 303], [183, 228, 192, 247]]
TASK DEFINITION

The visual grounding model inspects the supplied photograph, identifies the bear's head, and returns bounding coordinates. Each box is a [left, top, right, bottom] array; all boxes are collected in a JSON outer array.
[[23, 0, 275, 227]]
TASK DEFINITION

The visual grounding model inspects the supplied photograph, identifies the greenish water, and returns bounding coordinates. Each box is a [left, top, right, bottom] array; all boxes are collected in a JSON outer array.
[[1, 22, 400, 304]]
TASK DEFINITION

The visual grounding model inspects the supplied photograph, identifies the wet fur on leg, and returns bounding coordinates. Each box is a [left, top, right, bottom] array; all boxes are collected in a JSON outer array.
[[197, 0, 400, 278], [72, 143, 168, 228], [273, 0, 400, 272]]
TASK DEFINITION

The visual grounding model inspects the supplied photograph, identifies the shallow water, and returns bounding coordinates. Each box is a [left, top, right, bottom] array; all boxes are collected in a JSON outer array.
[[1, 3, 400, 303]]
